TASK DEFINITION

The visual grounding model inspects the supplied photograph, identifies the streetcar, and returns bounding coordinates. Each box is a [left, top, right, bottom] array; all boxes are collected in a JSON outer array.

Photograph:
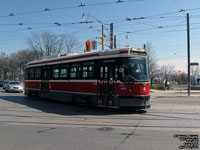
[[24, 47, 150, 110]]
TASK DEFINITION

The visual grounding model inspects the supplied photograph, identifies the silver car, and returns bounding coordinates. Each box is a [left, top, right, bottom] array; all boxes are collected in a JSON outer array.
[[5, 81, 23, 93], [3, 80, 9, 89]]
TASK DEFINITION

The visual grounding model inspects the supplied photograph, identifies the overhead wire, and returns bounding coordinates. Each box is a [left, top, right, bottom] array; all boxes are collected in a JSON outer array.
[[0, 0, 145, 18], [0, 25, 57, 33], [0, 0, 200, 52], [1, 0, 200, 67], [173, 0, 182, 10], [0, 1, 199, 34]]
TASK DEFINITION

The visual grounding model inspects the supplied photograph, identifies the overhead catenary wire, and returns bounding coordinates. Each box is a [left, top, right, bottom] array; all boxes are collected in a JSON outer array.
[[0, 0, 200, 57], [0, 0, 145, 18], [0, 0, 198, 23], [0, 1, 199, 35], [173, 0, 182, 10]]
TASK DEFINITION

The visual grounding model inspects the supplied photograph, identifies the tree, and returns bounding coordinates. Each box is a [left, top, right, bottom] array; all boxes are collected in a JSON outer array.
[[0, 49, 39, 81], [27, 31, 81, 59], [191, 66, 200, 85], [145, 42, 158, 86], [0, 52, 9, 80], [160, 65, 175, 90], [13, 49, 38, 81], [65, 34, 82, 54]]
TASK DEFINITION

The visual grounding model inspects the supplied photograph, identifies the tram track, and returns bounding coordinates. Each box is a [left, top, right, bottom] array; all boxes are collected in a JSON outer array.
[[0, 104, 199, 121], [0, 113, 193, 121], [0, 104, 199, 122], [0, 120, 199, 130]]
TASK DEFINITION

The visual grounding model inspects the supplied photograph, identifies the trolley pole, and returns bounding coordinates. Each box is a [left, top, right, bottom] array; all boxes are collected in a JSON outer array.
[[187, 13, 191, 96]]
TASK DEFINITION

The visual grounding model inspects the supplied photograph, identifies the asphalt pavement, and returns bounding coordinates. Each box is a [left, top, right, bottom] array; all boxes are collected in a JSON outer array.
[[0, 88, 199, 150]]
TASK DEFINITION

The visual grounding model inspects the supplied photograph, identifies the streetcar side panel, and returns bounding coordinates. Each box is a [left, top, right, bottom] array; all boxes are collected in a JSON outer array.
[[24, 48, 151, 110]]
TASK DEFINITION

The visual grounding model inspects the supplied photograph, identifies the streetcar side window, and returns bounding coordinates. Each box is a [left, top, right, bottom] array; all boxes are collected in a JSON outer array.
[[105, 66, 108, 79], [114, 66, 119, 80], [35, 67, 41, 79], [100, 67, 103, 79], [29, 68, 35, 79], [42, 66, 47, 80], [25, 69, 28, 80], [60, 64, 69, 79], [82, 61, 94, 79], [52, 65, 60, 79], [70, 63, 81, 79]]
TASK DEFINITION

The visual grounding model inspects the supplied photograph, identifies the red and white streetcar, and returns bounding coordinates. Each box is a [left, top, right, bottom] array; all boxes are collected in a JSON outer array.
[[24, 47, 150, 110]]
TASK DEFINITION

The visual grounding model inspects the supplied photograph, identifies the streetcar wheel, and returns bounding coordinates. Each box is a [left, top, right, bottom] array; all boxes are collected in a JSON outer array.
[[27, 91, 32, 97]]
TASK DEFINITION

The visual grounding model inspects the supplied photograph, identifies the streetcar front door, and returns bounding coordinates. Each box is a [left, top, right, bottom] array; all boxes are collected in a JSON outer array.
[[97, 63, 118, 107]]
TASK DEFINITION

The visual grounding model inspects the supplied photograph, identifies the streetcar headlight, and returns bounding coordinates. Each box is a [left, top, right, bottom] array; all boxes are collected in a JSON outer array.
[[129, 88, 132, 92], [143, 86, 146, 91]]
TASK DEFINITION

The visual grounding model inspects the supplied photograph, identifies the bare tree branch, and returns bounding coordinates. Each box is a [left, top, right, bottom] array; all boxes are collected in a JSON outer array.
[[27, 30, 81, 59], [145, 42, 158, 86]]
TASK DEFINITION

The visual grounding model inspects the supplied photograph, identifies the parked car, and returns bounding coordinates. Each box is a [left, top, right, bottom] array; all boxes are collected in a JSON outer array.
[[5, 81, 23, 93], [0, 80, 4, 87], [3, 80, 9, 89]]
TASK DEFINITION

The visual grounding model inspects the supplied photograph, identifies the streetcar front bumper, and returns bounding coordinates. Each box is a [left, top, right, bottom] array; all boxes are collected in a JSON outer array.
[[119, 95, 150, 110]]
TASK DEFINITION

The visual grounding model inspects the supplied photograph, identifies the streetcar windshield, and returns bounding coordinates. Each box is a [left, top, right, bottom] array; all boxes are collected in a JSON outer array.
[[121, 58, 149, 82]]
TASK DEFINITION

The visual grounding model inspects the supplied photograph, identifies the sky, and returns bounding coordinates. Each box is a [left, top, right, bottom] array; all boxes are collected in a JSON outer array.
[[0, 0, 200, 72]]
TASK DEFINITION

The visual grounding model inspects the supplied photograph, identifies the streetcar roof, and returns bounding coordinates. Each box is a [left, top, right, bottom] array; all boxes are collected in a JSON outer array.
[[26, 47, 146, 67]]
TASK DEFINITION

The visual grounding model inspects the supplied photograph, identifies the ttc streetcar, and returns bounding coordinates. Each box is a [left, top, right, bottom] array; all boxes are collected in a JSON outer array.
[[24, 47, 150, 110]]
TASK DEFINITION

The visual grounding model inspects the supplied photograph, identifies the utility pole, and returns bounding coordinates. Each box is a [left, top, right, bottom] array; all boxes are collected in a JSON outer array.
[[187, 13, 191, 96], [110, 23, 113, 49], [114, 35, 117, 49]]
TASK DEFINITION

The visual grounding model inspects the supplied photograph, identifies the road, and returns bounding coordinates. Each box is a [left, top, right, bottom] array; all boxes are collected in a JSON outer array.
[[0, 88, 199, 150]]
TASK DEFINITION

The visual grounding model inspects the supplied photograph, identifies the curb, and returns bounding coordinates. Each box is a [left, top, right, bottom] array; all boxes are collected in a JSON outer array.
[[152, 95, 200, 98]]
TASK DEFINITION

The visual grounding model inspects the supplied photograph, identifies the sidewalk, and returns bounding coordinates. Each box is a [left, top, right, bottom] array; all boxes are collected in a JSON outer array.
[[150, 89, 200, 98]]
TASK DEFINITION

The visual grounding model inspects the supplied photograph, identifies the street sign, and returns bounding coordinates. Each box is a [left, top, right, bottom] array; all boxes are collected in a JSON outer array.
[[92, 40, 97, 50], [190, 62, 199, 66]]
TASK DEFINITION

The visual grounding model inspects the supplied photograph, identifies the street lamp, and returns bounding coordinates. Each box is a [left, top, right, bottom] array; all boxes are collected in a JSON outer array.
[[82, 13, 105, 50]]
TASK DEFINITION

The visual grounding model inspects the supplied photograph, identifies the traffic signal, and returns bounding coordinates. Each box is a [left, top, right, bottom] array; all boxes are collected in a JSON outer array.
[[101, 36, 104, 47], [85, 40, 91, 52]]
